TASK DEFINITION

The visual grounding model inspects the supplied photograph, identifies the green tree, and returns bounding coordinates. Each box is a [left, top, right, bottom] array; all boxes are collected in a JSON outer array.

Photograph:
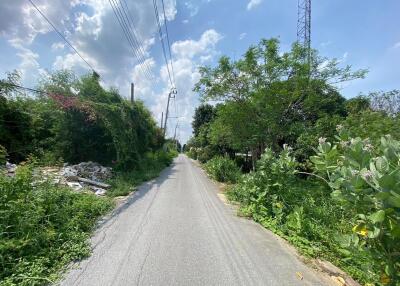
[[194, 38, 366, 163], [367, 90, 400, 116], [192, 104, 216, 137]]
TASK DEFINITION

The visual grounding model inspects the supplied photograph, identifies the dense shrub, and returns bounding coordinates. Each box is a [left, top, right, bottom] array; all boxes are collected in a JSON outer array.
[[0, 163, 113, 285], [311, 129, 400, 283], [186, 147, 198, 160], [0, 95, 36, 162], [197, 146, 218, 163], [0, 71, 163, 169], [227, 145, 383, 284], [108, 149, 178, 197], [343, 110, 400, 143], [204, 156, 241, 183]]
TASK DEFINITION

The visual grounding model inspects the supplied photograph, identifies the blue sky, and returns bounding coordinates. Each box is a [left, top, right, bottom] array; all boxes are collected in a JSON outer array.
[[0, 0, 399, 143]]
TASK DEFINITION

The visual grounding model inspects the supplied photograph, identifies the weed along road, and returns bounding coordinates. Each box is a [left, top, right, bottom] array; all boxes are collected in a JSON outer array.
[[61, 154, 333, 286]]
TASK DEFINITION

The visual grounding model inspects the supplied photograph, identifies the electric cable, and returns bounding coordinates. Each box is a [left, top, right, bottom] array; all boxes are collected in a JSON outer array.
[[28, 0, 99, 75]]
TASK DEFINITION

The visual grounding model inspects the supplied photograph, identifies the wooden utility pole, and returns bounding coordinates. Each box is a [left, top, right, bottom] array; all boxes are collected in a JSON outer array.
[[130, 82, 134, 103]]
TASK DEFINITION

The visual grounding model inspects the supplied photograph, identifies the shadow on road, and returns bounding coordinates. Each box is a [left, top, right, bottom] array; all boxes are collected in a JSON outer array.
[[96, 158, 179, 229]]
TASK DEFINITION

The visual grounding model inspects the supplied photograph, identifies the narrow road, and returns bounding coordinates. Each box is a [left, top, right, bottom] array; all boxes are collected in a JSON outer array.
[[61, 154, 332, 286]]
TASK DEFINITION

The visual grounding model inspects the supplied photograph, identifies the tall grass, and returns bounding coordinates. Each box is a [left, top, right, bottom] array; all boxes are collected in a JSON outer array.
[[107, 150, 178, 197], [0, 164, 113, 285]]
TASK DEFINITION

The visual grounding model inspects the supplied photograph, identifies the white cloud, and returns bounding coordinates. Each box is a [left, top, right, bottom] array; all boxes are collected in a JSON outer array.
[[185, 1, 199, 17], [320, 41, 332, 48], [239, 32, 247, 40], [51, 42, 65, 51], [172, 29, 222, 59], [147, 29, 222, 142], [15, 46, 48, 84], [247, 0, 262, 11], [393, 42, 400, 49]]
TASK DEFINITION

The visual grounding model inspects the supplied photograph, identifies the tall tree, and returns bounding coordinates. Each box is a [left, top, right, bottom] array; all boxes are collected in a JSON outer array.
[[192, 104, 216, 137], [194, 38, 367, 163]]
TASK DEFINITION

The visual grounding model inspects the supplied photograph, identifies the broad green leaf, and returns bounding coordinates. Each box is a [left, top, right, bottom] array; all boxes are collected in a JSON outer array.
[[378, 174, 397, 190], [367, 227, 381, 238], [375, 157, 389, 172], [387, 193, 400, 208], [369, 210, 385, 223]]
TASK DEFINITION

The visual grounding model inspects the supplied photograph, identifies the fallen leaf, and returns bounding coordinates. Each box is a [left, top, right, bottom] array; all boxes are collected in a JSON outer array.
[[380, 273, 390, 285], [331, 275, 346, 286], [296, 272, 303, 280]]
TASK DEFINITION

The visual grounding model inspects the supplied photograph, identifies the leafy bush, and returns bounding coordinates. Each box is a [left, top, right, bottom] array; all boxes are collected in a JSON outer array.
[[204, 156, 241, 183], [343, 110, 400, 143], [197, 146, 218, 163], [1, 71, 163, 170], [311, 129, 400, 283], [0, 163, 113, 285], [107, 149, 177, 197], [228, 146, 381, 284], [228, 147, 297, 207], [186, 147, 198, 160]]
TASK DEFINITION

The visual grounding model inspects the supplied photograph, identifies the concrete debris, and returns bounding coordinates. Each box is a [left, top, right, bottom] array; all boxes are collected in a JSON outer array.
[[4, 162, 17, 176], [61, 161, 112, 181], [67, 182, 83, 191], [78, 177, 110, 189], [60, 167, 78, 177], [35, 161, 112, 196], [92, 187, 107, 196], [2, 161, 112, 196], [58, 162, 112, 195]]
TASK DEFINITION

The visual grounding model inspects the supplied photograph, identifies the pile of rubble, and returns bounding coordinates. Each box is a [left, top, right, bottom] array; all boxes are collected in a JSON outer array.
[[2, 161, 112, 196], [59, 162, 112, 196], [5, 162, 17, 176]]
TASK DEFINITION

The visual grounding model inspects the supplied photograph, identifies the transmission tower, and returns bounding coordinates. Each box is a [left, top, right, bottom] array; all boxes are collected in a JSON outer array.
[[297, 0, 311, 63]]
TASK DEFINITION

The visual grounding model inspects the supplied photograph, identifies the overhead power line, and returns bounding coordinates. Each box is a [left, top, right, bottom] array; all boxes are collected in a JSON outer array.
[[3, 83, 47, 95], [120, 0, 155, 76], [28, 0, 99, 75], [109, 0, 154, 79], [160, 0, 176, 85], [152, 0, 175, 88]]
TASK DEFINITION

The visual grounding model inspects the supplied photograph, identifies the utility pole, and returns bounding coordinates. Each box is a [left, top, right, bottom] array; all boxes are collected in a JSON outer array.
[[173, 121, 179, 141], [130, 82, 135, 103], [163, 88, 177, 138], [160, 112, 164, 129], [173, 121, 179, 151]]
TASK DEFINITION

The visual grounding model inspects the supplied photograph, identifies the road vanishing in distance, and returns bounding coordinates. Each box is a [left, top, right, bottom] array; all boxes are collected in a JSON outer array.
[[61, 154, 333, 286]]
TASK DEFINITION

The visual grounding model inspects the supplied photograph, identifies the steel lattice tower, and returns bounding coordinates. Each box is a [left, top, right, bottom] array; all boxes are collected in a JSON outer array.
[[297, 0, 311, 62]]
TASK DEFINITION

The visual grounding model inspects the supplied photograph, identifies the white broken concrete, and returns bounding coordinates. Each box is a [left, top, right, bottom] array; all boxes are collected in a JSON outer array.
[[2, 161, 112, 196]]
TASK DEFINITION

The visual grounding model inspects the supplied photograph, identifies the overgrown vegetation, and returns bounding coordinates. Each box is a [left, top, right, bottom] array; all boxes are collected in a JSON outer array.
[[0, 163, 113, 285], [0, 70, 178, 284], [108, 148, 178, 197], [0, 70, 165, 168], [188, 38, 400, 285], [204, 156, 241, 183]]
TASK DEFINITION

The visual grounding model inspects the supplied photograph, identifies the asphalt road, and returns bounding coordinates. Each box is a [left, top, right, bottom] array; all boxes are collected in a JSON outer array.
[[60, 154, 332, 286]]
